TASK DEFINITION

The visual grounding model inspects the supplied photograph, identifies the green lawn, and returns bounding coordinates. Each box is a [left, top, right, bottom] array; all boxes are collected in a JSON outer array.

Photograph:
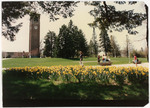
[[2, 57, 148, 68], [3, 57, 148, 106]]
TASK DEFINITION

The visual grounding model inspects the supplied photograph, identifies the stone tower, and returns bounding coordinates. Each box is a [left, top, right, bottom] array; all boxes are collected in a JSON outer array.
[[29, 14, 40, 57]]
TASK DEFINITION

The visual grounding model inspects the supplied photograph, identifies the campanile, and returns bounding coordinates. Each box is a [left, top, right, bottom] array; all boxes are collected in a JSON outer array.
[[29, 14, 40, 57]]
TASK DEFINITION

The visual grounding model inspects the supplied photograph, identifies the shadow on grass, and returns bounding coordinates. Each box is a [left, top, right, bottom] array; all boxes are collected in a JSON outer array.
[[3, 72, 148, 107]]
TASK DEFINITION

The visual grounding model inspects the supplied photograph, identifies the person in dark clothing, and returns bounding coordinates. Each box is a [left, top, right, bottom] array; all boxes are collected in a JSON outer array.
[[97, 55, 101, 64], [80, 51, 83, 65]]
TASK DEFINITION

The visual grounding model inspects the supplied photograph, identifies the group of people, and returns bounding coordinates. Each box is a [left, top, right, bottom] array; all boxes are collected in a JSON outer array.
[[97, 54, 111, 64], [80, 51, 139, 67], [79, 51, 111, 66]]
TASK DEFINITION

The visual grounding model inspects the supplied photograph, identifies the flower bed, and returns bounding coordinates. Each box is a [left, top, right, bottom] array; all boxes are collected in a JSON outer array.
[[6, 65, 148, 85]]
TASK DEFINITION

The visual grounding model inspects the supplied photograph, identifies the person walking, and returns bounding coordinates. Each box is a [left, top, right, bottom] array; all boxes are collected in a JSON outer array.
[[97, 55, 101, 65], [134, 54, 137, 67], [80, 51, 83, 66]]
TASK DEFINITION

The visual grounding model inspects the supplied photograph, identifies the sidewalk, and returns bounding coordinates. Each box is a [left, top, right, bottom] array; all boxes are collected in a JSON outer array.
[[2, 58, 12, 60], [91, 63, 149, 68], [111, 63, 149, 68]]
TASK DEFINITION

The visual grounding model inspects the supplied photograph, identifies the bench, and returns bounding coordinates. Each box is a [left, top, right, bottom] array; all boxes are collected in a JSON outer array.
[[99, 61, 112, 66], [132, 60, 142, 64]]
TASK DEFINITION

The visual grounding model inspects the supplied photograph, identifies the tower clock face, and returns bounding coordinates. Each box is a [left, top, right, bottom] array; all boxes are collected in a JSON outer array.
[[34, 26, 38, 29]]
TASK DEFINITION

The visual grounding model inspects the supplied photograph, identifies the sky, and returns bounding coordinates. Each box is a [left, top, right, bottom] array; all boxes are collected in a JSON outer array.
[[1, 1, 148, 52]]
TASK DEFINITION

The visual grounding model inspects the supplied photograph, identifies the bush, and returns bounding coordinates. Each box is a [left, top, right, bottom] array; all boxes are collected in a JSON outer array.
[[131, 50, 146, 58]]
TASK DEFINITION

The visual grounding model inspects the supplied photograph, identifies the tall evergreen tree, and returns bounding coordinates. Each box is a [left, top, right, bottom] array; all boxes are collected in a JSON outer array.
[[57, 23, 76, 58], [57, 25, 68, 58], [43, 31, 57, 57], [88, 39, 98, 57], [78, 30, 88, 56], [99, 28, 111, 55], [57, 20, 88, 58], [88, 40, 94, 56], [110, 35, 121, 57], [92, 27, 98, 57]]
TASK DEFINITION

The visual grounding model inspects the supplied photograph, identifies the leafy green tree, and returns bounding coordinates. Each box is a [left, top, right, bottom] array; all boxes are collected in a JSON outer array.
[[2, 1, 78, 41], [43, 31, 57, 57]]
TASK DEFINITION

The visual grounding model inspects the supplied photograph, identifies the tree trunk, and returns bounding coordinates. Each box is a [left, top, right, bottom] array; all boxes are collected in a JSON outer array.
[[145, 4, 149, 62]]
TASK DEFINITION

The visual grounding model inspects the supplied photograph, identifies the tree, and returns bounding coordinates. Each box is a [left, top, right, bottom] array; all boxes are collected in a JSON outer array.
[[57, 20, 88, 58], [115, 44, 121, 57], [88, 39, 98, 57], [145, 4, 148, 61], [88, 1, 146, 34], [2, 1, 78, 41], [92, 27, 98, 57], [43, 31, 57, 57], [2, 2, 28, 41], [57, 24, 73, 58], [88, 40, 94, 56], [86, 1, 147, 59], [125, 35, 130, 58], [77, 30, 88, 57], [99, 28, 112, 55], [110, 35, 121, 57], [131, 49, 146, 58]]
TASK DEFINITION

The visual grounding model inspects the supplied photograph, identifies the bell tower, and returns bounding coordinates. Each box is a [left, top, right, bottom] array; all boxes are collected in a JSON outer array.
[[29, 14, 40, 57]]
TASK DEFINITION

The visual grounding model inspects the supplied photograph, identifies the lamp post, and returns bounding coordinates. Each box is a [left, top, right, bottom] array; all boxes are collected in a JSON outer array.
[[126, 35, 130, 63], [128, 42, 130, 63]]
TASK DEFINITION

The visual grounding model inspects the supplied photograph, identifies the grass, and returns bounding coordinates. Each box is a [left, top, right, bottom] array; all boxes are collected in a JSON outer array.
[[2, 57, 148, 106], [3, 62, 149, 106], [2, 57, 148, 68]]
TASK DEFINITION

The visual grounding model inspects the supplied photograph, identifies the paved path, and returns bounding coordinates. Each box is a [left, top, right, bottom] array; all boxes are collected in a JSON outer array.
[[78, 61, 149, 68], [89, 63, 149, 68], [2, 58, 13, 60], [111, 63, 149, 68]]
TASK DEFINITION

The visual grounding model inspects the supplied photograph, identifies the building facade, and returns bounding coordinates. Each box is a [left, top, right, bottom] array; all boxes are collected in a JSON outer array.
[[2, 52, 29, 58]]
